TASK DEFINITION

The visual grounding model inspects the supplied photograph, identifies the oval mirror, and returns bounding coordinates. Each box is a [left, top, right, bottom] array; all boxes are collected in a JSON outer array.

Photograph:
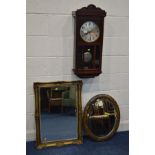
[[83, 94, 120, 141]]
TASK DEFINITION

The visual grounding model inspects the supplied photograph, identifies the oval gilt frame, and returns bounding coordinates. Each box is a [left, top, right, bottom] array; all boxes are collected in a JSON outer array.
[[83, 94, 120, 141]]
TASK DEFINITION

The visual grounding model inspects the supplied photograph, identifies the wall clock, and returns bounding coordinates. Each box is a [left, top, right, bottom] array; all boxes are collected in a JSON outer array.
[[72, 4, 106, 78]]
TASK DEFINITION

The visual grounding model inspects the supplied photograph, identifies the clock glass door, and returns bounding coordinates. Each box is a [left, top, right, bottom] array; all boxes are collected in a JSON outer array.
[[78, 46, 100, 69]]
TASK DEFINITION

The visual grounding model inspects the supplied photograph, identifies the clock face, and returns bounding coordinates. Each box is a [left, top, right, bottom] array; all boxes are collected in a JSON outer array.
[[80, 21, 100, 43]]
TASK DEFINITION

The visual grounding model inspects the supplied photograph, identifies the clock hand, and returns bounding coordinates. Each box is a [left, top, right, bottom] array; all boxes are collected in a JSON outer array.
[[84, 27, 97, 35], [84, 29, 92, 35], [84, 31, 90, 35]]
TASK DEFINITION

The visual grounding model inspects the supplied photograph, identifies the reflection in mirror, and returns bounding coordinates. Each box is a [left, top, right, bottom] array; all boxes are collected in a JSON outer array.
[[34, 81, 83, 149], [40, 85, 77, 142], [83, 94, 120, 141], [87, 99, 115, 136]]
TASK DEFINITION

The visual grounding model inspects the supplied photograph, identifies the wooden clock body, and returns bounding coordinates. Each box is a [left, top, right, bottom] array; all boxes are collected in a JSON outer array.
[[72, 5, 106, 78]]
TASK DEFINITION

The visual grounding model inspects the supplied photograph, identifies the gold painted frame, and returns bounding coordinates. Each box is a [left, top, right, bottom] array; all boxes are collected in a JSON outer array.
[[33, 81, 83, 149], [83, 94, 120, 141]]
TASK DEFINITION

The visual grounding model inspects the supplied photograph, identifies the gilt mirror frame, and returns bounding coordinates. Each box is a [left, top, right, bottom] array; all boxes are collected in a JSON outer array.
[[33, 81, 83, 149], [83, 94, 120, 141]]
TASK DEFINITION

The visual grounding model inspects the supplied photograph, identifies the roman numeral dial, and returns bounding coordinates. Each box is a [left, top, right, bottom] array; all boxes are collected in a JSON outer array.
[[80, 21, 100, 43]]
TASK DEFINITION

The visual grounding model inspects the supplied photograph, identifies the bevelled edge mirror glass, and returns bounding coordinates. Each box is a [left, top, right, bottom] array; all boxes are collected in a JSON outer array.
[[83, 94, 120, 141], [33, 81, 83, 149]]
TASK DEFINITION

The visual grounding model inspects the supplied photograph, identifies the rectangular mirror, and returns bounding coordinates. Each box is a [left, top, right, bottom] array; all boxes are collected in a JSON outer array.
[[34, 81, 83, 149]]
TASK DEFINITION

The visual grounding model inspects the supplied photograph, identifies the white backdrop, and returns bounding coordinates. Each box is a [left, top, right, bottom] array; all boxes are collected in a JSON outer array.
[[26, 0, 129, 141]]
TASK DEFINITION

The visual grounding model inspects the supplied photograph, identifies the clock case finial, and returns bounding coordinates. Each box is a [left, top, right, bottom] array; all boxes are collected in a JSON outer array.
[[73, 4, 106, 17]]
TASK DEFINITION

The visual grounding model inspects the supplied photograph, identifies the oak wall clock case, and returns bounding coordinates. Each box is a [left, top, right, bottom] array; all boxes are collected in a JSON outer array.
[[72, 4, 106, 78]]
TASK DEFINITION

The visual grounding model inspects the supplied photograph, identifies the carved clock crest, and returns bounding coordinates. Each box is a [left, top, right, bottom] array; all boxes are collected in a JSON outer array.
[[72, 4, 106, 78]]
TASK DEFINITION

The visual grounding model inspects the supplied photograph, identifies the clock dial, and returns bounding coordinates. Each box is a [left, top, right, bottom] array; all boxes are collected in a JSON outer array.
[[80, 21, 100, 43]]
